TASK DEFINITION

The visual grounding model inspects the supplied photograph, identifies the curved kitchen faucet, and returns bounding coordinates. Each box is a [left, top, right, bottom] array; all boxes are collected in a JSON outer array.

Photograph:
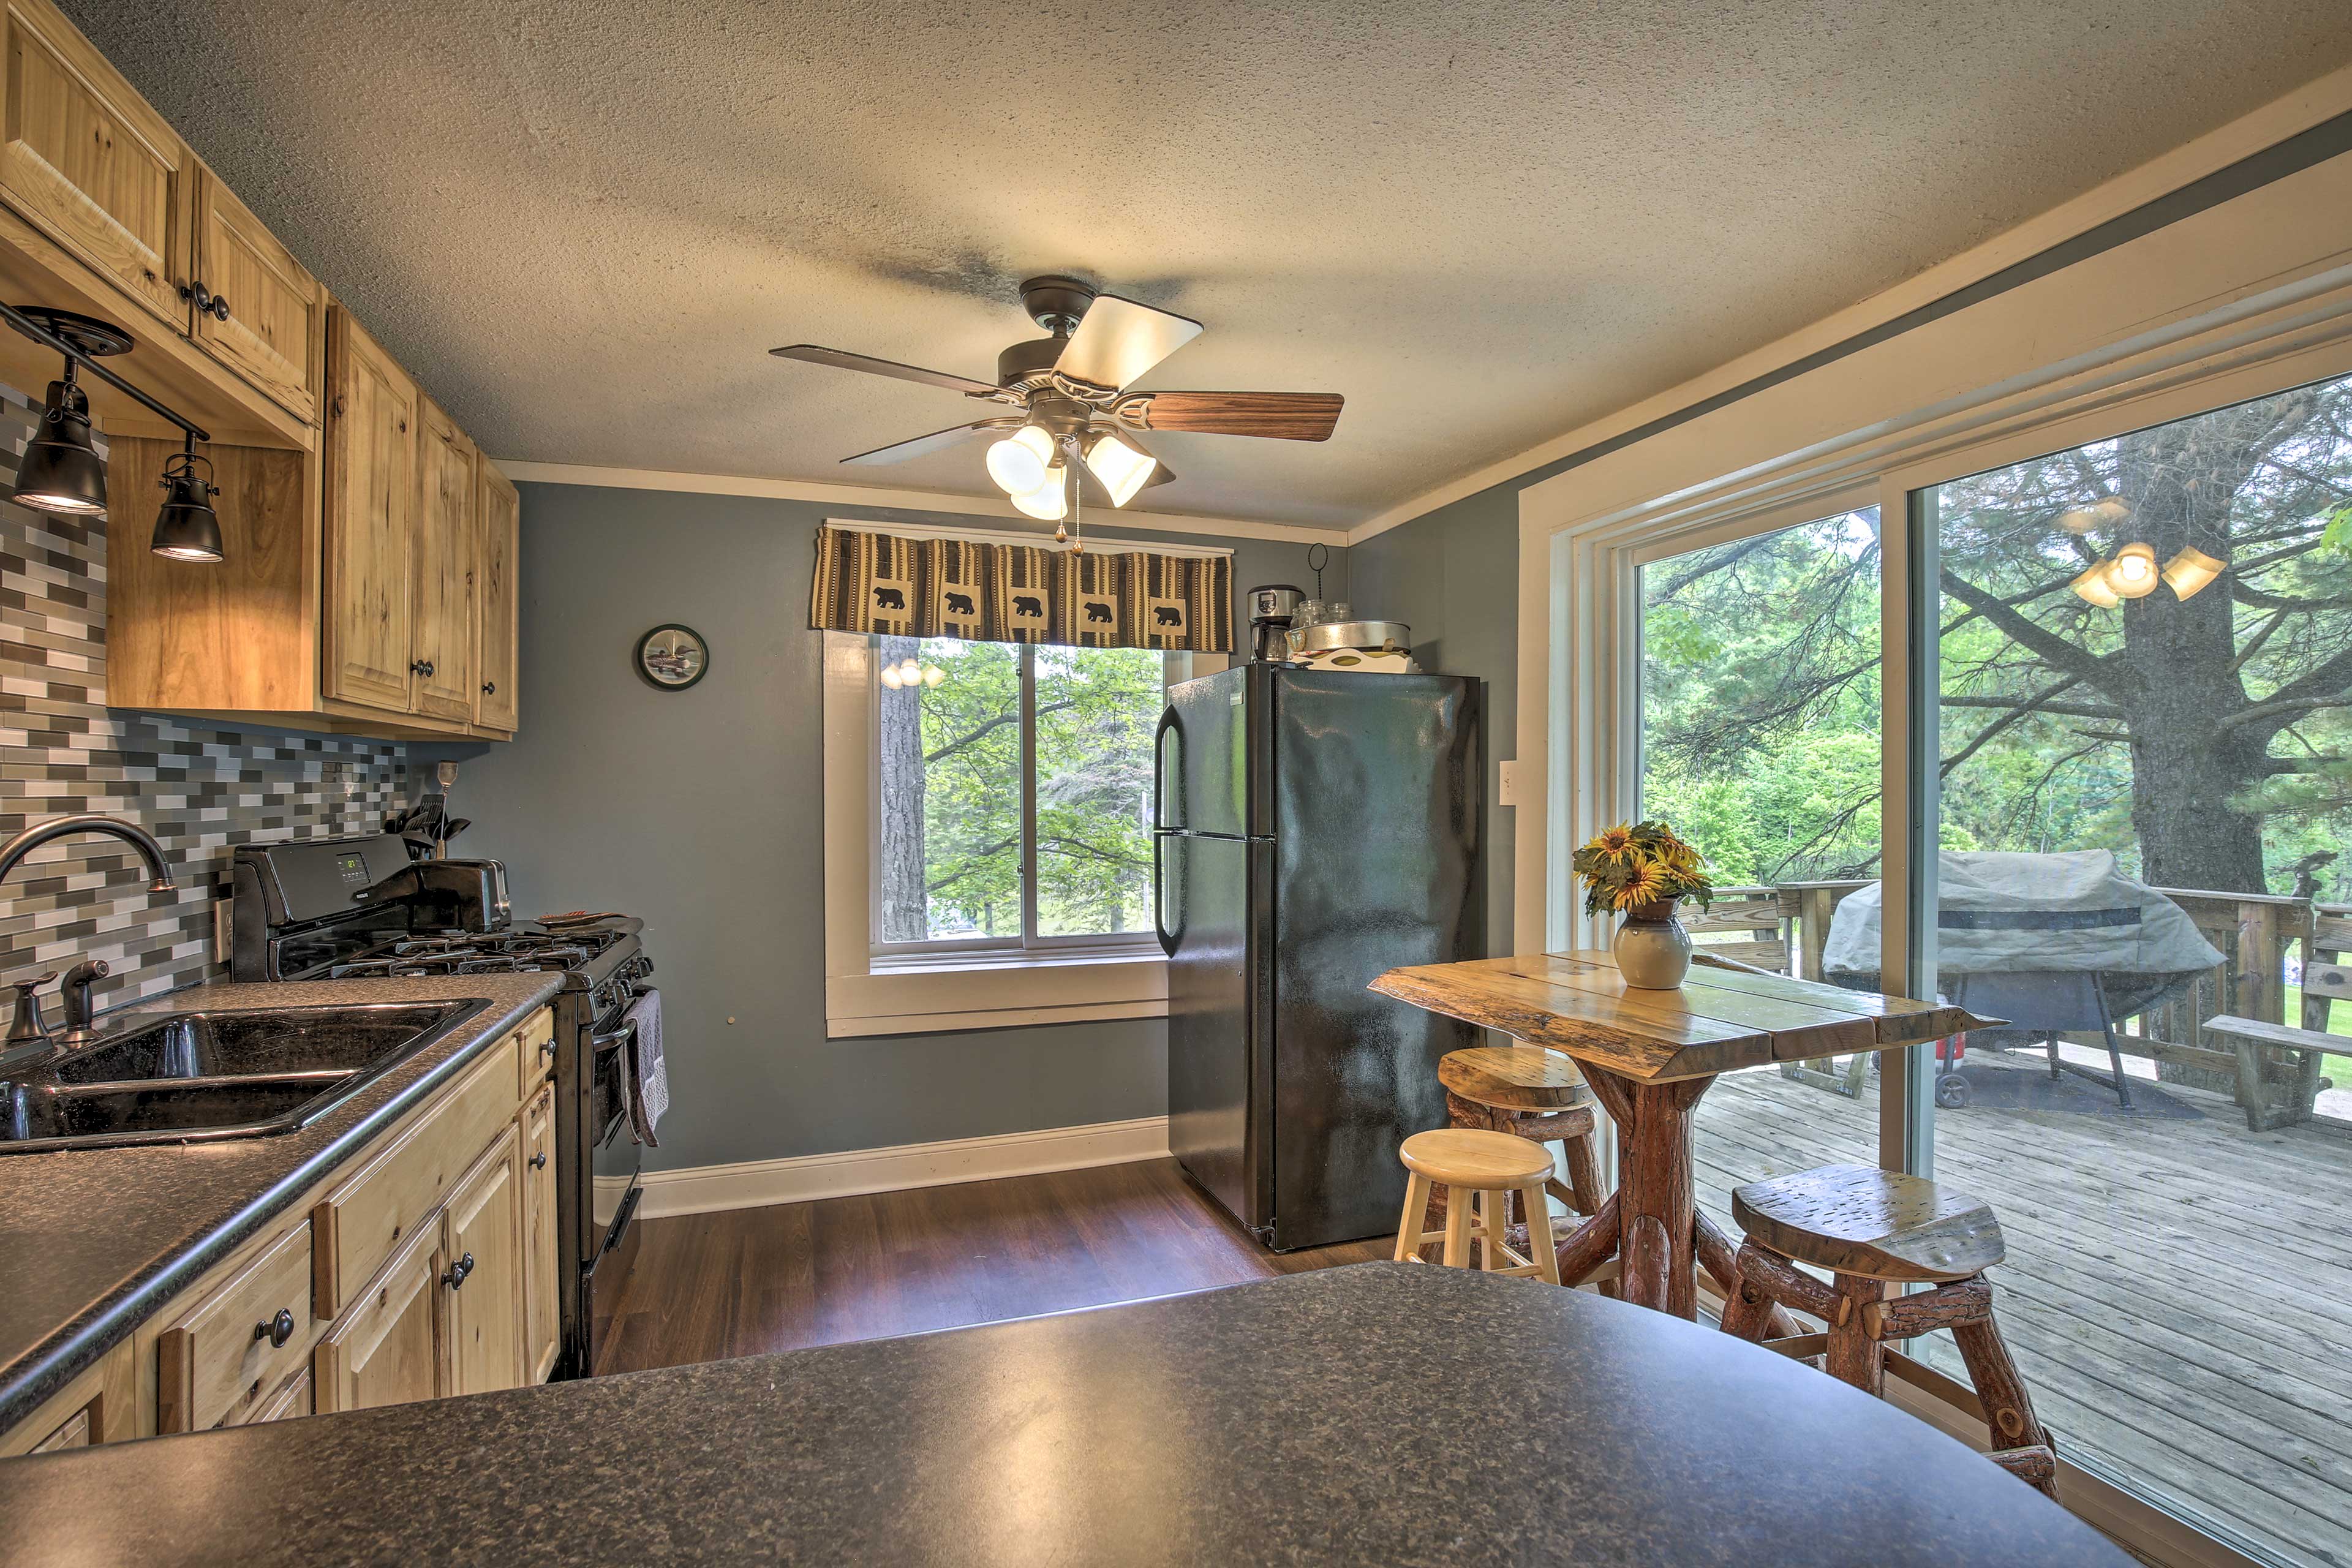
[[1, 813, 176, 1049]]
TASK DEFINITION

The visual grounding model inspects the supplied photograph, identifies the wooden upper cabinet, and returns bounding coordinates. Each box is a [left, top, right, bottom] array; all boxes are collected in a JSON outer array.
[[442, 1132, 525, 1399], [412, 397, 477, 723], [473, 456, 519, 732], [190, 167, 320, 423], [323, 306, 419, 714], [0, 0, 187, 328]]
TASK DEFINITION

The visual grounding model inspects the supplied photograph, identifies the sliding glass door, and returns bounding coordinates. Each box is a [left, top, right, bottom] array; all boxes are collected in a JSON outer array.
[[1635, 507, 1887, 1243], [1913, 372, 2352, 1567]]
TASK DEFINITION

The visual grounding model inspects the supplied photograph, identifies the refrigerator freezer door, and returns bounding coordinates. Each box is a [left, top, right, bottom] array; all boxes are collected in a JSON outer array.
[[1164, 830, 1274, 1234], [1158, 665, 1262, 840], [1267, 670, 1482, 1250]]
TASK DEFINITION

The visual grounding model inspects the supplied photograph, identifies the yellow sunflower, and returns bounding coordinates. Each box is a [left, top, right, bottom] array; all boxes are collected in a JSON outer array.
[[1613, 860, 1668, 910], [1591, 824, 1635, 862]]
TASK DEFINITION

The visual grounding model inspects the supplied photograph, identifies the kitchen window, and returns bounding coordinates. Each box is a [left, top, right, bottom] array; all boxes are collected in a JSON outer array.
[[870, 636, 1172, 959]]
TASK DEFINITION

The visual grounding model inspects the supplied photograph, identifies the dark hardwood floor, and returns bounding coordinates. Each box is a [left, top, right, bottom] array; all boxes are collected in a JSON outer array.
[[594, 1157, 1398, 1374]]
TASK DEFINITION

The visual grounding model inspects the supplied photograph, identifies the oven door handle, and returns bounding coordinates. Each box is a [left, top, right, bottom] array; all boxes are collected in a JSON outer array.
[[590, 1016, 638, 1051]]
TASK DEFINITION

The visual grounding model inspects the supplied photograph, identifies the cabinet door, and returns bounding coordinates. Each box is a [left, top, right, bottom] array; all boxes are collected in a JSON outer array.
[[410, 398, 477, 723], [314, 1223, 442, 1414], [323, 307, 418, 714], [472, 456, 520, 731], [190, 166, 320, 423], [522, 1084, 558, 1383], [442, 1130, 525, 1398], [0, 0, 187, 326]]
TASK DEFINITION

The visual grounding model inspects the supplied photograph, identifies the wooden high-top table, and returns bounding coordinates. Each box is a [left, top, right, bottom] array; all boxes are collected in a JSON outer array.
[[1371, 951, 1986, 1319]]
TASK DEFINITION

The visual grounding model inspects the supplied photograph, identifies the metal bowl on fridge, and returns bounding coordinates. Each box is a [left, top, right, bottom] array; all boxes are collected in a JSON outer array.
[[1286, 620, 1411, 657]]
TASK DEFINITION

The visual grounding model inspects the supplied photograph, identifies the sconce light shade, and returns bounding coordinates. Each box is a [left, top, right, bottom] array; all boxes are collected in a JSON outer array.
[[2161, 547, 2225, 600], [2070, 560, 2122, 608], [150, 460, 223, 562], [1010, 463, 1069, 521], [13, 377, 107, 515], [1082, 430, 1156, 507], [2107, 541, 2160, 599]]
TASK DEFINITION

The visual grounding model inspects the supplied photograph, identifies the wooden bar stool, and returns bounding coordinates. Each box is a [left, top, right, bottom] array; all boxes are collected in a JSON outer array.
[[1392, 1129, 1562, 1283], [1436, 1045, 1605, 1222], [1717, 1164, 2057, 1498]]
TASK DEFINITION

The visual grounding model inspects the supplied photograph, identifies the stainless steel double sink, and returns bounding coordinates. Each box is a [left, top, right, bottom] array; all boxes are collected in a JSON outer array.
[[0, 998, 490, 1155]]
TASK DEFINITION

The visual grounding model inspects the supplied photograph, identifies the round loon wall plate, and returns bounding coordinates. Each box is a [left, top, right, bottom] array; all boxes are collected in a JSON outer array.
[[634, 624, 709, 691]]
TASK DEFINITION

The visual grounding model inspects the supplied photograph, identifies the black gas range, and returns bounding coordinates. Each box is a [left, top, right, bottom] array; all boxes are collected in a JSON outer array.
[[230, 834, 650, 1378]]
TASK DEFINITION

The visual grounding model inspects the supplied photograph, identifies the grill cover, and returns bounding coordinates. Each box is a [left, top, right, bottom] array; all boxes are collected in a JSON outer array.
[[1822, 850, 2223, 1018]]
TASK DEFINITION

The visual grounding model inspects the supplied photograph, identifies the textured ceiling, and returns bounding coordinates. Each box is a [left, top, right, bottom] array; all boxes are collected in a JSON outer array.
[[55, 1, 2352, 527]]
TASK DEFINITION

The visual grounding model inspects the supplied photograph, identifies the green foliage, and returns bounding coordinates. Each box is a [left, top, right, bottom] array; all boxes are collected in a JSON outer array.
[[891, 638, 1161, 940]]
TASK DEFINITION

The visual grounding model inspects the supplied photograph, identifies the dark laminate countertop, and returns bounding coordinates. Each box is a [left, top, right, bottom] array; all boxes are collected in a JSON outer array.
[[0, 973, 565, 1431], [0, 1262, 2129, 1566]]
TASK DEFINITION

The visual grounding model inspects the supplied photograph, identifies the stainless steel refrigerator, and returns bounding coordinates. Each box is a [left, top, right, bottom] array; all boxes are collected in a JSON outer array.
[[1153, 664, 1482, 1250]]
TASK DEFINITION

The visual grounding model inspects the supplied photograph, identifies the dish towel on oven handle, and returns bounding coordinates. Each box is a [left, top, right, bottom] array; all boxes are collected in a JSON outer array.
[[625, 988, 668, 1147]]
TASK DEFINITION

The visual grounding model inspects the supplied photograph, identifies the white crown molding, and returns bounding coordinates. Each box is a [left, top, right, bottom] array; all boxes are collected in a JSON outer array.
[[494, 460, 1351, 546], [633, 1115, 1172, 1218], [1343, 59, 2352, 549]]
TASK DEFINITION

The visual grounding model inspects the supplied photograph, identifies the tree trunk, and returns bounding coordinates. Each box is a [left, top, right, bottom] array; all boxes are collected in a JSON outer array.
[[876, 635, 929, 941]]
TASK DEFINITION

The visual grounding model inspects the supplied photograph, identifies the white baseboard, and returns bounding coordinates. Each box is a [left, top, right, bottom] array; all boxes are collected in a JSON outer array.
[[633, 1115, 1172, 1219]]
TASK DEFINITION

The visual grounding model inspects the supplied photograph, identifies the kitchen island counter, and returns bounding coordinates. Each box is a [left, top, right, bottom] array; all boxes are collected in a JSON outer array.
[[0, 972, 565, 1432], [0, 1261, 2125, 1566]]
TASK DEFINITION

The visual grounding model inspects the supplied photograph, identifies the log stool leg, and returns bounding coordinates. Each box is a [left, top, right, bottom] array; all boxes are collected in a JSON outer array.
[[1952, 1316, 2058, 1498], [1825, 1275, 1890, 1396]]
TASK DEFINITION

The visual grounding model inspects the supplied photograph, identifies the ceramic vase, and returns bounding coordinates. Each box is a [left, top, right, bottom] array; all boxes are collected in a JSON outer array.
[[1613, 899, 1692, 989]]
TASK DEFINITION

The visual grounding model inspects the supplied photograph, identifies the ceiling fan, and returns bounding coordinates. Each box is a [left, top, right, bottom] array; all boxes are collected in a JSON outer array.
[[771, 275, 1343, 522]]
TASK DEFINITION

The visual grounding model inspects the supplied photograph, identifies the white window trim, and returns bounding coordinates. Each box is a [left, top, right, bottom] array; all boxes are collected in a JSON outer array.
[[823, 630, 1227, 1038]]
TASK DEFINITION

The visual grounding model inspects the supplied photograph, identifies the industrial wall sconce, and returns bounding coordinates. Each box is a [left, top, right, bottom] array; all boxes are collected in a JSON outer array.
[[2, 303, 223, 562]]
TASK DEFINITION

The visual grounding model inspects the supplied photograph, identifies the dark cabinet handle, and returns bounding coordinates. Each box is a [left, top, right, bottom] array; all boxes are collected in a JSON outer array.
[[529, 1150, 548, 1170], [252, 1308, 295, 1348], [410, 659, 435, 677], [538, 1039, 556, 1062], [481, 680, 496, 695], [179, 281, 230, 321], [443, 1251, 475, 1291]]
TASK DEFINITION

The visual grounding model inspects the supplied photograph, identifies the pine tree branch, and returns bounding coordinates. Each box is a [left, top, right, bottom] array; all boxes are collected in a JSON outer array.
[[1937, 569, 2127, 693]]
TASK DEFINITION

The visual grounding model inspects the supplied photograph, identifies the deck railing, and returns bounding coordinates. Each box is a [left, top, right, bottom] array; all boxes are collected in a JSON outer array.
[[1687, 880, 2352, 1105]]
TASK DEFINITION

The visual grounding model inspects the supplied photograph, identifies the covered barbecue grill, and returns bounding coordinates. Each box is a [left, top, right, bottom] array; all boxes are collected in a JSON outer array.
[[1821, 850, 2224, 1108]]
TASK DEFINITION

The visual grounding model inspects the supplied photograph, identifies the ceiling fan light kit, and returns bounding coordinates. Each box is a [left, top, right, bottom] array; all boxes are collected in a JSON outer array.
[[771, 274, 1343, 529]]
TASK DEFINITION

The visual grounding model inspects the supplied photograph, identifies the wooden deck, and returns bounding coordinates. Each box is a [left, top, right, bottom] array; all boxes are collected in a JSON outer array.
[[1694, 1058, 2352, 1568]]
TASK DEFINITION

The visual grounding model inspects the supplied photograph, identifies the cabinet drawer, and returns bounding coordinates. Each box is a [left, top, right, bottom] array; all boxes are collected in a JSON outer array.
[[312, 1040, 516, 1318], [514, 1006, 555, 1098], [28, 1407, 87, 1452], [251, 1366, 311, 1425], [156, 1220, 314, 1433]]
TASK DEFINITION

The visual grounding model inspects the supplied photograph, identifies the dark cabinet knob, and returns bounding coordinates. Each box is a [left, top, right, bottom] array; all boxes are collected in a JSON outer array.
[[529, 1150, 548, 1170], [179, 281, 230, 321], [443, 1251, 475, 1291], [253, 1308, 295, 1348], [410, 659, 435, 677], [481, 680, 495, 695], [538, 1039, 556, 1062]]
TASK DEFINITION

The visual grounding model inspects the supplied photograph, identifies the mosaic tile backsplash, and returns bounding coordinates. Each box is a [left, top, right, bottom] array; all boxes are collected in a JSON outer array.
[[0, 382, 414, 1012]]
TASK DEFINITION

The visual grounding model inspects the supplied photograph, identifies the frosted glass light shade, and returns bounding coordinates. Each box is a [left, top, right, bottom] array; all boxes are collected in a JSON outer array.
[[2162, 547, 2225, 600], [1011, 465, 1069, 521], [986, 425, 1055, 495], [2108, 541, 2159, 598], [2070, 562, 2122, 608], [1083, 431, 1157, 507]]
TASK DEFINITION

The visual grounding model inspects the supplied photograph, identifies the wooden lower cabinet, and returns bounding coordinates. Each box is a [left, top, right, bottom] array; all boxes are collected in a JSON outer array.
[[522, 1084, 560, 1384], [443, 1131, 526, 1398], [315, 1221, 443, 1414], [251, 1368, 311, 1425]]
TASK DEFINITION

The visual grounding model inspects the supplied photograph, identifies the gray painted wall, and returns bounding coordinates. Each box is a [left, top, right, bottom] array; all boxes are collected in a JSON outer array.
[[1348, 484, 1518, 951], [424, 483, 1341, 1174]]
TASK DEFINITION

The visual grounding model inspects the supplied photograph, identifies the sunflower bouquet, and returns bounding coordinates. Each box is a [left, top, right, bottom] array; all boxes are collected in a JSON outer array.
[[1572, 820, 1715, 919]]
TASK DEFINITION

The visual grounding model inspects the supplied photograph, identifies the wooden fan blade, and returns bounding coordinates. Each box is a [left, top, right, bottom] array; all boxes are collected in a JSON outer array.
[[771, 344, 1005, 399], [1054, 295, 1203, 394], [1124, 390, 1343, 441], [841, 421, 1005, 466]]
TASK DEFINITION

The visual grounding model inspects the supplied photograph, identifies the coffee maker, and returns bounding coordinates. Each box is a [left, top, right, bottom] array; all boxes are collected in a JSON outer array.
[[1247, 583, 1305, 662]]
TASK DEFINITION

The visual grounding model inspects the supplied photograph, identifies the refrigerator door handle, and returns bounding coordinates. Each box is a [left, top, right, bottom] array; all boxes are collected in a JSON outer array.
[[1153, 704, 1178, 832], [1153, 830, 1178, 957]]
